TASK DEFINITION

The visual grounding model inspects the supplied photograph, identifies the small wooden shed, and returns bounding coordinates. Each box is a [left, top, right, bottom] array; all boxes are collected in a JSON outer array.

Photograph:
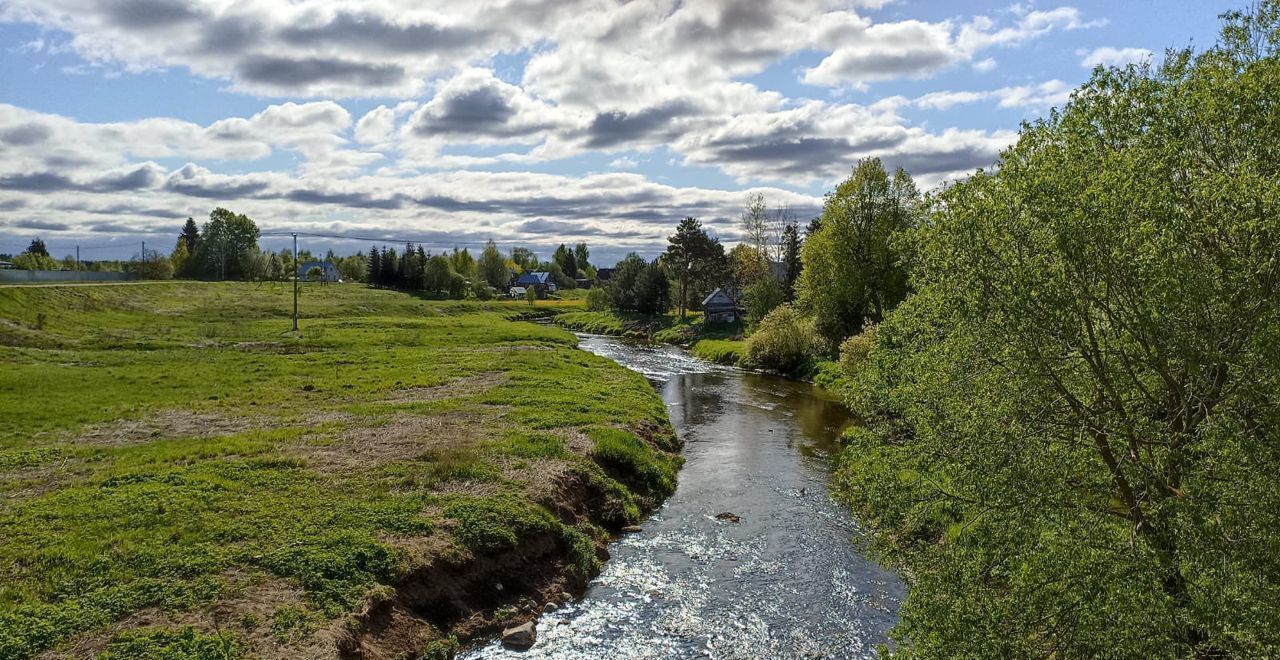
[[702, 287, 739, 323]]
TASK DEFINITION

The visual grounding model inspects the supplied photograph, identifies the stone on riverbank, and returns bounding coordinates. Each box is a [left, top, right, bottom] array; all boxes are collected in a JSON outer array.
[[502, 621, 536, 648]]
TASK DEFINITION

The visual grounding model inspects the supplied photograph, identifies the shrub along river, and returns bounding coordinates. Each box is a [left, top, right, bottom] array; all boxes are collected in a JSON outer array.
[[464, 335, 903, 659]]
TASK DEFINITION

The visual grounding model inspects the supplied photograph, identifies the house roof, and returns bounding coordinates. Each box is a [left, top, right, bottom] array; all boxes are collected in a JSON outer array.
[[702, 287, 736, 308], [595, 267, 614, 281], [514, 271, 551, 285]]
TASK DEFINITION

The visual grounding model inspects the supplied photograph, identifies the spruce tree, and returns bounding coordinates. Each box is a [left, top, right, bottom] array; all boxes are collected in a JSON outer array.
[[368, 246, 382, 286]]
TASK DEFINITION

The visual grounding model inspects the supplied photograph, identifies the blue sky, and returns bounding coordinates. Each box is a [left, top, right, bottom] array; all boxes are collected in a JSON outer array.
[[0, 0, 1241, 263]]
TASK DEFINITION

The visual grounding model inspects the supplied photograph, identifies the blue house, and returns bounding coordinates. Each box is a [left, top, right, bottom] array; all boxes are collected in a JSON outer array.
[[299, 260, 340, 282], [514, 271, 557, 296]]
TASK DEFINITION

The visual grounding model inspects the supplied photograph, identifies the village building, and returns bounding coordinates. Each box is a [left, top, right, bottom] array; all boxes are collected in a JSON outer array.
[[702, 287, 741, 323], [298, 260, 340, 282], [514, 271, 557, 297]]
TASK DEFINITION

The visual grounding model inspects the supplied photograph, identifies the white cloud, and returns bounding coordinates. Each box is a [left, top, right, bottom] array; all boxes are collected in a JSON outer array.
[[914, 80, 1072, 111], [0, 1, 1119, 253], [805, 6, 1102, 88], [1079, 46, 1152, 69]]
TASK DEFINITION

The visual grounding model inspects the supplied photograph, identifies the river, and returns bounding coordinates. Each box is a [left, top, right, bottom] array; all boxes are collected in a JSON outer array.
[[463, 335, 903, 659]]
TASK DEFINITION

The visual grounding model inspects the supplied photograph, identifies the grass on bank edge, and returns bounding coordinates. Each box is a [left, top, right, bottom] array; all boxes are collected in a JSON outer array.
[[555, 309, 852, 394], [0, 282, 679, 659]]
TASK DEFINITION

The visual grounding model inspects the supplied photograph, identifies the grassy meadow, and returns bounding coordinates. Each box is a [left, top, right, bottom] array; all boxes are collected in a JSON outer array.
[[0, 282, 680, 659]]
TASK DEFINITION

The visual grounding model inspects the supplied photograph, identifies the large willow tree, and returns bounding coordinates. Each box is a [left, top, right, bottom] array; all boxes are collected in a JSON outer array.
[[839, 5, 1280, 657]]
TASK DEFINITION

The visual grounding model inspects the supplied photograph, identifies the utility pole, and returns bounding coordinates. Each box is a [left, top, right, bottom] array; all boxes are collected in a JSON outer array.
[[75, 245, 79, 271], [141, 240, 146, 260], [292, 232, 299, 332]]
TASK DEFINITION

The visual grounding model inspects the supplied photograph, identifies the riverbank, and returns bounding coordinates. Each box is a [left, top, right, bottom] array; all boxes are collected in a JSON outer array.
[[464, 335, 902, 658], [553, 310, 850, 395], [0, 282, 680, 659], [554, 310, 745, 362]]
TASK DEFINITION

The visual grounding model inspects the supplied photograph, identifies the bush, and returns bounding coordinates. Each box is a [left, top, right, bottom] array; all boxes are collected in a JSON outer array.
[[447, 272, 467, 299], [472, 281, 494, 300], [126, 254, 175, 280], [837, 324, 876, 378], [586, 287, 609, 311], [740, 305, 821, 374], [11, 252, 60, 271]]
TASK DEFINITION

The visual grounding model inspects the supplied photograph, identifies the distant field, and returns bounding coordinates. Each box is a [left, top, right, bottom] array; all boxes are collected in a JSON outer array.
[[0, 282, 679, 659]]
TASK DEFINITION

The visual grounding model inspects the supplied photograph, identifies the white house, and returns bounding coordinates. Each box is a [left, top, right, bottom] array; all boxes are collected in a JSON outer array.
[[299, 260, 340, 282]]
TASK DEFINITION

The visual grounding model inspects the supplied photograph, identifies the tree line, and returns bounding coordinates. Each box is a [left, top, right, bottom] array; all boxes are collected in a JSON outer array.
[[589, 195, 804, 320]]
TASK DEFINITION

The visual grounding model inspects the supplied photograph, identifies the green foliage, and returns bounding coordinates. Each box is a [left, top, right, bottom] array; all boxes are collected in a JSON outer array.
[[838, 8, 1280, 657], [554, 244, 578, 288], [443, 496, 559, 553], [169, 239, 190, 278], [609, 253, 669, 315], [510, 247, 538, 271], [664, 217, 727, 318], [127, 252, 176, 281], [743, 276, 784, 325], [450, 247, 476, 279], [555, 311, 630, 335], [740, 305, 821, 374], [573, 243, 591, 272], [689, 339, 743, 366], [585, 287, 609, 311], [195, 208, 259, 281], [478, 240, 509, 289], [471, 280, 495, 301], [796, 158, 919, 348], [422, 255, 454, 294], [780, 222, 802, 301], [808, 360, 849, 397], [10, 252, 59, 271], [587, 427, 680, 502], [420, 636, 460, 660], [26, 238, 49, 257], [334, 254, 367, 283], [836, 325, 876, 380], [97, 627, 241, 660]]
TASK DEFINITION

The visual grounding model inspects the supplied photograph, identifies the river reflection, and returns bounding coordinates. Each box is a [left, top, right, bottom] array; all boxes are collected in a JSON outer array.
[[463, 335, 902, 659]]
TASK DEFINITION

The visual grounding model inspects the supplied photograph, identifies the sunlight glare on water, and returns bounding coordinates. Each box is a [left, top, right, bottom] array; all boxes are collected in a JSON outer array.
[[463, 334, 902, 659]]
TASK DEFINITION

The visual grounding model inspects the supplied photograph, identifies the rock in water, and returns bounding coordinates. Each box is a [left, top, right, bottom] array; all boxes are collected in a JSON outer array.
[[621, 525, 643, 533], [714, 512, 741, 523], [502, 621, 536, 648]]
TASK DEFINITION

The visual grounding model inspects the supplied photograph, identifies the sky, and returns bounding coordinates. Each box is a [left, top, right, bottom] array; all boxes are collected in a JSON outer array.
[[0, 0, 1240, 264]]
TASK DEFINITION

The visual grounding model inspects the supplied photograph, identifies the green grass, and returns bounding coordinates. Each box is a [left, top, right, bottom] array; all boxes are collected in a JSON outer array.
[[0, 282, 678, 658], [97, 627, 240, 660], [555, 309, 743, 346], [689, 339, 745, 366]]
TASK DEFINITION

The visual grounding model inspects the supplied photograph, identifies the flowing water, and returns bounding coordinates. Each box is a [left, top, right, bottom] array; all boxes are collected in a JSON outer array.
[[463, 335, 903, 659]]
